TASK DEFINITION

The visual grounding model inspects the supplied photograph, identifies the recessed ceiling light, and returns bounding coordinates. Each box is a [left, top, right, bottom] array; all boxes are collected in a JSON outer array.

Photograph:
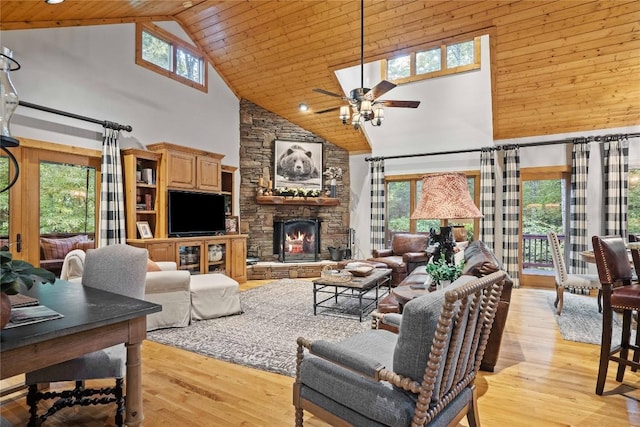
[[299, 103, 309, 112], [182, 1, 193, 7], [45, 0, 65, 4]]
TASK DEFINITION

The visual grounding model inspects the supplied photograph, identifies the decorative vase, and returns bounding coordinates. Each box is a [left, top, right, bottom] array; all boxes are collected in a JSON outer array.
[[208, 245, 223, 262], [0, 293, 11, 329], [330, 178, 337, 198]]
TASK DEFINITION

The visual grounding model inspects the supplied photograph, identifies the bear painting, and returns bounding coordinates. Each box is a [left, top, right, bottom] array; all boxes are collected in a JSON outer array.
[[275, 142, 321, 188]]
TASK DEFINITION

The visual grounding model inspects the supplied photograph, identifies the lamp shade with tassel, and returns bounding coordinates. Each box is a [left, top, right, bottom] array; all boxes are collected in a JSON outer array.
[[411, 172, 483, 221]]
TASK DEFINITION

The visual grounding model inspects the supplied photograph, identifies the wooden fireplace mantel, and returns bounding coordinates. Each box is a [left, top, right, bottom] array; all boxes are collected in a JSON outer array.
[[256, 195, 340, 206]]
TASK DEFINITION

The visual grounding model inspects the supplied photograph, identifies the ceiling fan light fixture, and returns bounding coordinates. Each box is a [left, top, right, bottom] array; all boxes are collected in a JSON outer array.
[[372, 106, 384, 126], [359, 100, 372, 115], [339, 106, 350, 124]]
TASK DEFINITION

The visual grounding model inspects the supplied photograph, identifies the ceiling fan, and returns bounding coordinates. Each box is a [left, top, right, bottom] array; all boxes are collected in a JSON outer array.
[[313, 0, 420, 129]]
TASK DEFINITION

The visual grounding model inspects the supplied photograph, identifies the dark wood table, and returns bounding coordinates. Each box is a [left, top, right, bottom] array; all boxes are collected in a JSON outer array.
[[0, 279, 161, 427], [312, 268, 392, 321]]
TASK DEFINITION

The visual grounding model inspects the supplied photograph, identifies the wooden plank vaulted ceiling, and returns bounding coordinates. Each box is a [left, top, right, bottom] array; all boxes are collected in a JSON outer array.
[[1, 1, 638, 154]]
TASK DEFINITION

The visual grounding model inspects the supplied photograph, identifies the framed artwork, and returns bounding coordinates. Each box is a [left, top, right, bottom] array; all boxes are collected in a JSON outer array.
[[136, 221, 153, 239], [273, 140, 322, 190], [225, 216, 239, 234]]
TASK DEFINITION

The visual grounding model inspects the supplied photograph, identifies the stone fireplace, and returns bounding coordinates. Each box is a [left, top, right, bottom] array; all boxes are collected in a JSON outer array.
[[273, 218, 320, 262]]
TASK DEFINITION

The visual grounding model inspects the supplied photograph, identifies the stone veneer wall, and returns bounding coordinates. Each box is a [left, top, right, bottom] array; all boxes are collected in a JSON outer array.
[[239, 99, 350, 261]]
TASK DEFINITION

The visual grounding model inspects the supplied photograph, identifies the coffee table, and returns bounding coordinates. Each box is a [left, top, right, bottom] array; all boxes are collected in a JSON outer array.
[[312, 268, 392, 321]]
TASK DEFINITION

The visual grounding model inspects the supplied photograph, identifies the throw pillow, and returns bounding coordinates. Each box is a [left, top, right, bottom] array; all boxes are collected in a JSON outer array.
[[147, 258, 161, 272], [40, 235, 88, 260]]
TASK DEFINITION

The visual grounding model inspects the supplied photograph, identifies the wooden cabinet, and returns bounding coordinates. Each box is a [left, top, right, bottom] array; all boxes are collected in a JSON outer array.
[[147, 142, 223, 192], [121, 149, 162, 239], [128, 235, 248, 283]]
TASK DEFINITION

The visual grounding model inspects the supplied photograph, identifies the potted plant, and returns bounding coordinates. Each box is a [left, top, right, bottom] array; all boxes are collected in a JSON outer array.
[[0, 246, 56, 328], [426, 253, 465, 288]]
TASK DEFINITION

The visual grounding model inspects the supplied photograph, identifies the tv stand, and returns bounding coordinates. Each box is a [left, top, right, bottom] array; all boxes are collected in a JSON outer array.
[[128, 235, 247, 283]]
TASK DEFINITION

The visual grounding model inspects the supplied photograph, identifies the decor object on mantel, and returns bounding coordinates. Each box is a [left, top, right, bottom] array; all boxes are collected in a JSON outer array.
[[312, 0, 420, 130], [323, 167, 342, 198], [0, 246, 56, 329], [274, 187, 321, 198], [411, 172, 483, 264]]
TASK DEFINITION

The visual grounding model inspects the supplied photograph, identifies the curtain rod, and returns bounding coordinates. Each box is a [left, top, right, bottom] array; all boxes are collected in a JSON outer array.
[[18, 100, 133, 132], [364, 132, 640, 162]]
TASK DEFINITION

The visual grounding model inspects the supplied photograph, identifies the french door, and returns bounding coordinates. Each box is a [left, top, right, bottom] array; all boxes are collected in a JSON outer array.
[[519, 166, 570, 287], [1, 138, 101, 266]]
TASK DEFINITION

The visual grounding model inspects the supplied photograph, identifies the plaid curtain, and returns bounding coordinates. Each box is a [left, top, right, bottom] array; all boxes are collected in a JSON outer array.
[[99, 128, 126, 246], [569, 141, 590, 273], [369, 159, 385, 251], [502, 146, 520, 287], [603, 136, 629, 237], [479, 148, 496, 251]]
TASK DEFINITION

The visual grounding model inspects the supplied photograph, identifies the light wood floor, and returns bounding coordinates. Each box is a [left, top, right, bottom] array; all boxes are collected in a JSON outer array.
[[2, 280, 640, 426]]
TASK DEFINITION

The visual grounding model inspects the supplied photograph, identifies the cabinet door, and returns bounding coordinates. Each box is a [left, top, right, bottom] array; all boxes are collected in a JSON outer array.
[[177, 241, 203, 274], [167, 151, 196, 189], [230, 238, 247, 283], [197, 155, 221, 191], [147, 242, 175, 262], [205, 240, 227, 274]]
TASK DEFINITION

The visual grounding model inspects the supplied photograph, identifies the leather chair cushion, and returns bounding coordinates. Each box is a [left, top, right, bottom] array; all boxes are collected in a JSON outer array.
[[392, 233, 429, 255], [611, 284, 640, 309], [368, 255, 404, 269]]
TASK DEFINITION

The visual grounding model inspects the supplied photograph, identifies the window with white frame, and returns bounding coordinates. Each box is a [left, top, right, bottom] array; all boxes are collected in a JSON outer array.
[[136, 22, 208, 92]]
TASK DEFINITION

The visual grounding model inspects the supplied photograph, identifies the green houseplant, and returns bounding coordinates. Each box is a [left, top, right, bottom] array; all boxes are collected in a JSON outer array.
[[1, 246, 56, 328], [426, 253, 465, 287]]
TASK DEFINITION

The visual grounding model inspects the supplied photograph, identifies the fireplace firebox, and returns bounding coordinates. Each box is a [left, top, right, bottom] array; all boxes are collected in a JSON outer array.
[[274, 218, 320, 262]]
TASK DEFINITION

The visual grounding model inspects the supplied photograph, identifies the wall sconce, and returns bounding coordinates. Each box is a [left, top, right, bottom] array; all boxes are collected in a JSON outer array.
[[0, 46, 20, 193]]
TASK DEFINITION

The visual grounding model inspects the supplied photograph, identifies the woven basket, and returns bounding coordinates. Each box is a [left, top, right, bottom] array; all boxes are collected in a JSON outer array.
[[321, 266, 352, 283]]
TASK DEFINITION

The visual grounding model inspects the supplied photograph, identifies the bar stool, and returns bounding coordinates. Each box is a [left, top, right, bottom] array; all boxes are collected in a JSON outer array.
[[592, 235, 640, 395]]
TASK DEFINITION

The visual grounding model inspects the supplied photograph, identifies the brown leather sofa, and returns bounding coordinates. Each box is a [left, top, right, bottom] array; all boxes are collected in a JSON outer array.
[[367, 233, 430, 285], [376, 240, 513, 372]]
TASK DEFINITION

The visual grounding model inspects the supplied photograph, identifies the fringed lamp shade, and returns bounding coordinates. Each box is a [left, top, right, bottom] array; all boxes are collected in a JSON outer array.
[[411, 172, 483, 221]]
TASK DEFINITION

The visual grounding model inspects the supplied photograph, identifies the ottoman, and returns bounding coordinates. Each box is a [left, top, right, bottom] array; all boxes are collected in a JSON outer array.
[[190, 273, 242, 321]]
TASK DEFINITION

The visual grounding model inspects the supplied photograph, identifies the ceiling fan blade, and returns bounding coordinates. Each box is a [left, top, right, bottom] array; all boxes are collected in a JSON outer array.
[[313, 88, 345, 99], [366, 80, 397, 100], [377, 100, 421, 108], [315, 106, 342, 114]]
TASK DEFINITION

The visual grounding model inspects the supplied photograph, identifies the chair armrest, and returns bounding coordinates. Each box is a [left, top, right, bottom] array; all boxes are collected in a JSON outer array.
[[156, 261, 178, 271], [297, 338, 421, 392], [145, 270, 191, 294], [372, 248, 393, 258], [299, 338, 384, 379], [402, 252, 429, 263], [371, 311, 402, 330]]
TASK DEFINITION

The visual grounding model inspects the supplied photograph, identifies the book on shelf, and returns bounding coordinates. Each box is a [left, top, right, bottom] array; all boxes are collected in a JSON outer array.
[[5, 305, 64, 329], [145, 193, 152, 210]]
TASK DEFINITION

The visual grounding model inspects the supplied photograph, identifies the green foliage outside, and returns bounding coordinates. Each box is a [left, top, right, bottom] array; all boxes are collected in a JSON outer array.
[[142, 31, 202, 84], [388, 40, 473, 80], [39, 162, 96, 234], [522, 179, 563, 235]]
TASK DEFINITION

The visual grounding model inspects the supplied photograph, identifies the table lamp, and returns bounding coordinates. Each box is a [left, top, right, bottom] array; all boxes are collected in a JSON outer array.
[[411, 172, 483, 264]]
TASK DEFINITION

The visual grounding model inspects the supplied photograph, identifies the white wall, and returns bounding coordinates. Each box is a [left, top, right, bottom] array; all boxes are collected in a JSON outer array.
[[2, 22, 241, 203]]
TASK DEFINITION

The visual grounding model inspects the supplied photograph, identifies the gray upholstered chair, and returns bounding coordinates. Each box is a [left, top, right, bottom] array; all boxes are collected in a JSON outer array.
[[26, 244, 148, 427], [293, 270, 506, 426], [548, 230, 601, 315]]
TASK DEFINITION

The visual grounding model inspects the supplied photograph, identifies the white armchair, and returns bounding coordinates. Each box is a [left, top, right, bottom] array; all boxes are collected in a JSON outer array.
[[145, 261, 191, 331], [60, 251, 191, 331]]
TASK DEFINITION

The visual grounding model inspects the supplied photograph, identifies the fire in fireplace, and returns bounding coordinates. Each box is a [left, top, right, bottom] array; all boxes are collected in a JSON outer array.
[[273, 218, 320, 262]]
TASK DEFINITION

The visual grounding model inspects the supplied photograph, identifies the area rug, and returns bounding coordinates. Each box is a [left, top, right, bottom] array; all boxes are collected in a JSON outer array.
[[147, 279, 375, 377], [545, 291, 630, 345]]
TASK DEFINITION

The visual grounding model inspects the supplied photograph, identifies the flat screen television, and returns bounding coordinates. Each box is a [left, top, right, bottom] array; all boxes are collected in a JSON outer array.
[[168, 190, 227, 237]]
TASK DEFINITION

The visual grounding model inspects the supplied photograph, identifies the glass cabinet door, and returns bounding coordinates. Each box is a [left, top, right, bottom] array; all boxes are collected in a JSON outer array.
[[178, 243, 202, 274], [206, 241, 227, 274]]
